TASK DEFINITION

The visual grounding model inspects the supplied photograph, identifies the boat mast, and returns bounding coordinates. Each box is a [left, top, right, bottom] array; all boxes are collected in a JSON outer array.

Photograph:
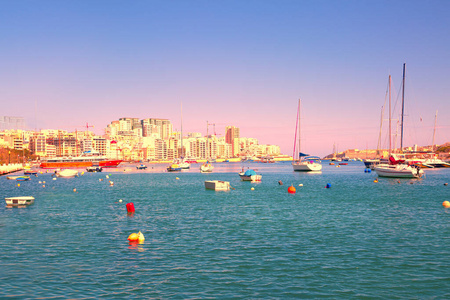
[[432, 110, 438, 151], [180, 101, 183, 159], [206, 120, 209, 160], [298, 99, 301, 160], [389, 75, 392, 156], [293, 99, 300, 160], [400, 63, 406, 152]]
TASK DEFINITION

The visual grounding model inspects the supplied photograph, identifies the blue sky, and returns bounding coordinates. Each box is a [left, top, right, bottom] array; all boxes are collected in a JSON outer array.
[[1, 0, 449, 156]]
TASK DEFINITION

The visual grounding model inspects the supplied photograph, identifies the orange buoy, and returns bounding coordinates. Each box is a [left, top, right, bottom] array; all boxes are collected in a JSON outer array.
[[127, 232, 139, 241], [443, 201, 450, 208], [288, 185, 296, 194]]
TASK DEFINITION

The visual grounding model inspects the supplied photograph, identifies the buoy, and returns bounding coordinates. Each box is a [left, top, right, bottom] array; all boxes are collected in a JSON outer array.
[[119, 199, 123, 203], [106, 175, 109, 179], [278, 180, 283, 185], [109, 181, 114, 186], [17, 183, 20, 187], [127, 231, 145, 243], [443, 201, 450, 208], [368, 169, 371, 173], [127, 232, 139, 241], [73, 188, 77, 192], [43, 181, 46, 184], [176, 177, 179, 180], [81, 172, 84, 175], [53, 178, 56, 180], [126, 202, 135, 213], [325, 183, 331, 188], [42, 185, 45, 188], [251, 187, 255, 191], [298, 183, 303, 187], [364, 169, 368, 173], [288, 186, 296, 193], [374, 179, 378, 183], [444, 183, 448, 186]]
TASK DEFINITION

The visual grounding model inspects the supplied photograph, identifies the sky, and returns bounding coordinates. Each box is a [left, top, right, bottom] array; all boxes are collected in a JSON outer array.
[[1, 0, 449, 157]]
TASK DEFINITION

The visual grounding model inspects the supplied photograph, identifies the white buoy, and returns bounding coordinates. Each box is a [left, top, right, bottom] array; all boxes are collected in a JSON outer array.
[[119, 199, 123, 203], [298, 184, 303, 187]]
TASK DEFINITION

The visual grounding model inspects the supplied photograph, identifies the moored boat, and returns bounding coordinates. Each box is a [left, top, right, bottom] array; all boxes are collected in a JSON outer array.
[[200, 161, 214, 173], [7, 175, 30, 181], [39, 151, 122, 169], [5, 196, 35, 207], [167, 164, 182, 172], [204, 180, 230, 191], [239, 169, 262, 181], [55, 169, 79, 178], [136, 164, 147, 170]]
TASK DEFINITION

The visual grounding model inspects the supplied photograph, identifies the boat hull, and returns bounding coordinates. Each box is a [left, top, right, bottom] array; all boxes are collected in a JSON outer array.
[[374, 164, 424, 178], [204, 180, 230, 191], [292, 162, 322, 172], [40, 160, 122, 169], [239, 174, 262, 181], [5, 196, 35, 207]]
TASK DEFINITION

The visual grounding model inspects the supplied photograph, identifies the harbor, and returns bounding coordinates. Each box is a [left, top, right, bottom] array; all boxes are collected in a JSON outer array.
[[1, 161, 449, 298]]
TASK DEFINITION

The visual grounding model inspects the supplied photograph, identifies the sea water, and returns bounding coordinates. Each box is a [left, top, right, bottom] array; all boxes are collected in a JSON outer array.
[[1, 162, 449, 298]]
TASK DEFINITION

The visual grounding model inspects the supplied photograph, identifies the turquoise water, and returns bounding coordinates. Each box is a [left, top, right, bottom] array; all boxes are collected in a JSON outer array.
[[1, 162, 449, 299]]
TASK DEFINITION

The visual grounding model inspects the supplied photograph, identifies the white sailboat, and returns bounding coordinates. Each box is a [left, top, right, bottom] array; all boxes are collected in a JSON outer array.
[[374, 64, 424, 179], [200, 121, 214, 173], [292, 99, 322, 172]]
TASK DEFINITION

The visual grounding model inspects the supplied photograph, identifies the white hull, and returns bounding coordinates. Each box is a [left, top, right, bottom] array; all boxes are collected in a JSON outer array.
[[200, 163, 214, 173], [204, 180, 230, 191], [292, 161, 322, 172], [179, 162, 190, 169], [239, 173, 262, 182], [56, 169, 79, 178], [5, 196, 35, 206], [374, 164, 423, 178]]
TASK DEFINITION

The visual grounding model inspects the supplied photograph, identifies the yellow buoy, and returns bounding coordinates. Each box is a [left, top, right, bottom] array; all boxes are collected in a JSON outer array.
[[127, 232, 139, 241], [443, 201, 450, 208], [251, 187, 255, 191], [17, 183, 20, 187], [138, 231, 145, 243], [374, 179, 378, 183], [176, 177, 179, 180], [73, 188, 77, 192]]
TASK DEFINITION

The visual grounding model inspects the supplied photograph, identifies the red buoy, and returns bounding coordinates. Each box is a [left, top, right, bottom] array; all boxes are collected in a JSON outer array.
[[126, 202, 135, 213], [288, 186, 296, 194]]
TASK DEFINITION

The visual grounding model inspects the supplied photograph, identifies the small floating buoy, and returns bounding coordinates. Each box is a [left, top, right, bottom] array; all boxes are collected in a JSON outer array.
[[251, 187, 255, 191], [17, 183, 20, 187], [364, 169, 368, 173], [43, 181, 46, 184], [288, 186, 296, 194], [106, 175, 109, 179], [298, 183, 303, 187], [126, 202, 135, 213], [443, 201, 450, 208], [444, 183, 448, 186], [119, 199, 123, 203], [39, 181, 42, 184], [374, 179, 378, 183], [109, 181, 114, 186], [278, 180, 283, 185], [42, 185, 45, 188], [127, 231, 145, 243], [325, 183, 331, 189], [73, 188, 77, 192], [176, 177, 179, 180]]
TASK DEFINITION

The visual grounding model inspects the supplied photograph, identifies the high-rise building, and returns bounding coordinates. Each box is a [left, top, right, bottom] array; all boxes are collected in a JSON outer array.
[[225, 126, 240, 157], [0, 116, 25, 130]]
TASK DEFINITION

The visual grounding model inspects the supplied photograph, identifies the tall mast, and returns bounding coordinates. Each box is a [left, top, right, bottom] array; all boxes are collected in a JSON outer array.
[[298, 98, 301, 159], [180, 102, 183, 158], [432, 110, 438, 151], [206, 120, 209, 159], [400, 63, 406, 152], [389, 75, 392, 156]]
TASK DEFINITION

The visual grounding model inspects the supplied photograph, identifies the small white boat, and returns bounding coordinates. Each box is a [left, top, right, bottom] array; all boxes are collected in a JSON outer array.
[[204, 180, 230, 191], [136, 164, 147, 170], [5, 196, 35, 207], [374, 163, 423, 178], [200, 161, 214, 173], [55, 169, 79, 178], [6, 175, 30, 181], [239, 169, 262, 181]]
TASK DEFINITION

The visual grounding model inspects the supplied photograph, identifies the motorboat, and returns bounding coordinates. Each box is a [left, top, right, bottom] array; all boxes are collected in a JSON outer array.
[[86, 165, 103, 172], [200, 161, 214, 173], [6, 176, 30, 181], [239, 169, 262, 181], [5, 196, 35, 207], [55, 169, 79, 178], [136, 164, 147, 170], [204, 180, 230, 191], [167, 164, 182, 172]]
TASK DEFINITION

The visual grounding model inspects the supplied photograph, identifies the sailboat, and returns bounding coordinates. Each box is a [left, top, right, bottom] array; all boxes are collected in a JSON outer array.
[[200, 121, 214, 173], [374, 64, 424, 178], [292, 99, 322, 172], [168, 102, 190, 171]]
